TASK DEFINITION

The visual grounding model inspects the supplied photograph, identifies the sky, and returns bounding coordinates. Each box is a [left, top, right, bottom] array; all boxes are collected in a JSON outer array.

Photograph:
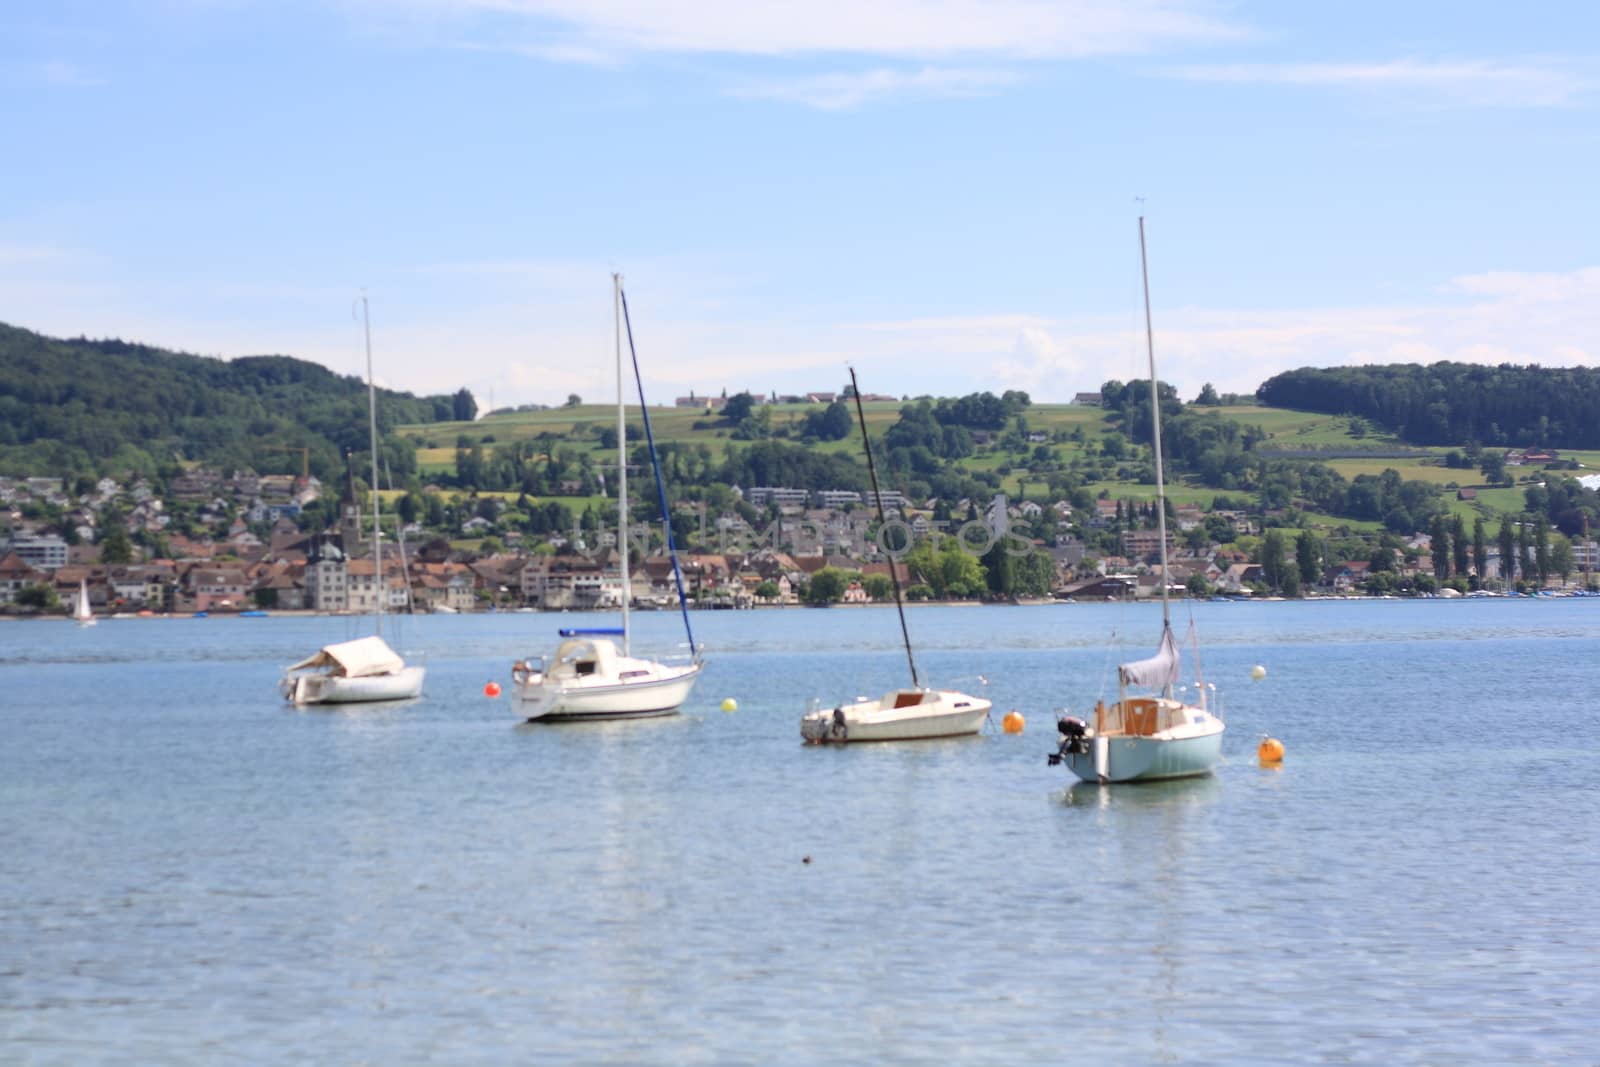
[[2, 1, 1597, 411]]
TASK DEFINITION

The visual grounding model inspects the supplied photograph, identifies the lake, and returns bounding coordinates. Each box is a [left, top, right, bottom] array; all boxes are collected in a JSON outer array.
[[3, 599, 1598, 1064]]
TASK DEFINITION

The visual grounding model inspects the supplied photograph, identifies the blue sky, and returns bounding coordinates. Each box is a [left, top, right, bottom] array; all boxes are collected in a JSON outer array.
[[3, 1, 1596, 409]]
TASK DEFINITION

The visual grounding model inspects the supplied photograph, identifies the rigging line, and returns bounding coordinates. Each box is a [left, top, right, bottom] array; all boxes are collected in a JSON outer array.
[[617, 283, 698, 659], [849, 365, 919, 689]]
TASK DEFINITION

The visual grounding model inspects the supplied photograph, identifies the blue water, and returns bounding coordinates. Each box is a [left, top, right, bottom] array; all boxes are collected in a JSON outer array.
[[3, 601, 1598, 1064]]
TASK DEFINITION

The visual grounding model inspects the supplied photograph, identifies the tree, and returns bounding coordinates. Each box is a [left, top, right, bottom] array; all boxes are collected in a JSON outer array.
[[862, 574, 894, 601], [1534, 516, 1551, 585], [804, 567, 849, 605], [1429, 515, 1452, 580], [1480, 450, 1508, 486], [1195, 382, 1221, 405], [14, 583, 61, 611], [1185, 573, 1211, 598], [564, 393, 582, 408], [722, 392, 757, 422], [1498, 517, 1515, 582], [100, 514, 133, 564], [1451, 515, 1470, 577], [1473, 517, 1488, 580], [1296, 531, 1320, 587], [754, 580, 781, 600], [453, 388, 478, 421], [1260, 530, 1288, 593]]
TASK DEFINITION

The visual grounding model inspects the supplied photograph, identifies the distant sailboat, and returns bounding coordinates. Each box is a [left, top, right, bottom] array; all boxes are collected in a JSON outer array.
[[1048, 217, 1224, 782], [799, 367, 991, 743], [509, 275, 703, 721], [281, 296, 426, 705], [72, 579, 95, 627]]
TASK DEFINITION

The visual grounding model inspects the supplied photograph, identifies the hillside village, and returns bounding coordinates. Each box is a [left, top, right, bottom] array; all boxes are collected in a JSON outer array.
[[5, 452, 1597, 617]]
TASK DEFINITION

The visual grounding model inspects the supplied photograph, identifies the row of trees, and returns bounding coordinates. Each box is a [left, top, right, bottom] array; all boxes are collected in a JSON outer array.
[[1256, 363, 1600, 449], [0, 323, 468, 482]]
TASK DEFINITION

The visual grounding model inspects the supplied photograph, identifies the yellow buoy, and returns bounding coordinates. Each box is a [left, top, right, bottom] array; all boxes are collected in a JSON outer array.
[[1258, 736, 1285, 764], [483, 681, 502, 699], [1001, 711, 1025, 735], [720, 697, 738, 713], [1250, 665, 1267, 681]]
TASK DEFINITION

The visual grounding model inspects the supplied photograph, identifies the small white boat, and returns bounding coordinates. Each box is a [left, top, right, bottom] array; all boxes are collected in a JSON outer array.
[[801, 688, 991, 743], [800, 367, 988, 744], [283, 296, 424, 706], [511, 275, 703, 723], [513, 631, 701, 721], [71, 579, 95, 627], [1048, 216, 1224, 783], [281, 634, 425, 705]]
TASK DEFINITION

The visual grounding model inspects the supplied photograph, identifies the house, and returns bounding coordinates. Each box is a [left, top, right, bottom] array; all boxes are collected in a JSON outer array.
[[3, 533, 69, 571], [1072, 392, 1103, 406], [1323, 561, 1370, 594], [1219, 562, 1264, 593], [1456, 488, 1478, 501], [1120, 528, 1174, 563], [189, 567, 250, 611], [0, 551, 43, 604]]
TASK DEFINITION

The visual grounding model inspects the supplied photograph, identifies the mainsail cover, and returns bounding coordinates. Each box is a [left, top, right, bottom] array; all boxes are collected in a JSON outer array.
[[286, 635, 404, 678], [1118, 622, 1181, 689]]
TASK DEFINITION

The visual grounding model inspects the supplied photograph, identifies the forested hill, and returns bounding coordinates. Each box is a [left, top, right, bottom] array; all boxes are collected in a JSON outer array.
[[0, 322, 473, 480], [1256, 363, 1600, 449]]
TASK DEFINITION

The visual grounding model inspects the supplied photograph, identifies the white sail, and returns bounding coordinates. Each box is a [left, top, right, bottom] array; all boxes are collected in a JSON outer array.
[[72, 580, 94, 624], [1117, 621, 1181, 689]]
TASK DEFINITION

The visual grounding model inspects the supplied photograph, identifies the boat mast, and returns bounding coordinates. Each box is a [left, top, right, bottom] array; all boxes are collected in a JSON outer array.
[[850, 366, 920, 688], [1138, 216, 1171, 634], [362, 293, 383, 638], [614, 273, 630, 656]]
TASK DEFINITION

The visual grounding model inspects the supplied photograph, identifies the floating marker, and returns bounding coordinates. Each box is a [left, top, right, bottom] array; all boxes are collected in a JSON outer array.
[[484, 681, 502, 699], [1250, 665, 1267, 681], [720, 697, 738, 713], [1001, 710, 1025, 735], [1258, 736, 1285, 764]]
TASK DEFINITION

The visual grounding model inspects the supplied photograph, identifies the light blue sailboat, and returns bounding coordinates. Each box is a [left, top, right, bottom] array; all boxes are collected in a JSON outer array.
[[1050, 217, 1225, 783]]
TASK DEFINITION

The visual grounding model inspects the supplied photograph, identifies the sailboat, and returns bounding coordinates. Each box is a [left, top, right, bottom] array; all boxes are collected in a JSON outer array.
[[281, 296, 426, 706], [799, 368, 991, 743], [509, 275, 703, 722], [72, 579, 95, 627], [1049, 217, 1224, 782]]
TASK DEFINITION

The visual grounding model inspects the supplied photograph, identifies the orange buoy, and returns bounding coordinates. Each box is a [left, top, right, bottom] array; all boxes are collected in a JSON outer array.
[[484, 681, 502, 699], [1258, 736, 1285, 764], [1001, 711, 1025, 735]]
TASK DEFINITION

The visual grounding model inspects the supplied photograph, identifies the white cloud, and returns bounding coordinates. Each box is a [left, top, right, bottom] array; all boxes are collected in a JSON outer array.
[[381, 0, 1243, 60], [1167, 58, 1597, 108], [731, 66, 1019, 110]]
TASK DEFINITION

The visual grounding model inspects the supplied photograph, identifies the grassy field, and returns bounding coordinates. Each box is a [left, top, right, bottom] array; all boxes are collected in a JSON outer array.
[[398, 399, 1594, 528]]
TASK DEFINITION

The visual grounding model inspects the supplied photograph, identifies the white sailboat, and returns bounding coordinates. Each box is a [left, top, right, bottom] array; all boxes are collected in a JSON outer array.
[[72, 579, 95, 626], [282, 296, 426, 706], [800, 367, 991, 743], [1050, 217, 1224, 782], [510, 275, 703, 722]]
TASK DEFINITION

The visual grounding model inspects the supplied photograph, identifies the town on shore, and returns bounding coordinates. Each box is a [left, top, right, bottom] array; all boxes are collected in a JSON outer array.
[[4, 463, 1597, 619]]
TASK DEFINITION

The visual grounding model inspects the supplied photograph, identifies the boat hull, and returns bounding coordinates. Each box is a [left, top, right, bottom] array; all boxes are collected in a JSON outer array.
[[801, 690, 991, 743], [514, 662, 702, 722], [285, 666, 426, 706], [1060, 727, 1223, 783]]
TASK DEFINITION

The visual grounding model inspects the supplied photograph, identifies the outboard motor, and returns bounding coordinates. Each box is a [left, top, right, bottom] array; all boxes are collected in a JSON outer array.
[[1052, 715, 1090, 760]]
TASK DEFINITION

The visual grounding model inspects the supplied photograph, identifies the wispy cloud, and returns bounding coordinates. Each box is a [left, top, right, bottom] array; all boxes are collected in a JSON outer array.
[[383, 0, 1244, 60], [731, 66, 1020, 110], [1167, 58, 1597, 108], [4, 60, 105, 89]]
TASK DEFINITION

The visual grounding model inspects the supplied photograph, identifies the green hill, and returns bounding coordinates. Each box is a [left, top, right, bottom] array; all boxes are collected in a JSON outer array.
[[0, 322, 471, 482]]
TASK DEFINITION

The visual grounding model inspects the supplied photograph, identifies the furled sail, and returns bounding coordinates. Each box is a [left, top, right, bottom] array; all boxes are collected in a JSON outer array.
[[1118, 621, 1181, 689]]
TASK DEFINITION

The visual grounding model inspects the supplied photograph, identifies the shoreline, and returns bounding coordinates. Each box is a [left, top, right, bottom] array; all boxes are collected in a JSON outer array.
[[5, 589, 1594, 621]]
